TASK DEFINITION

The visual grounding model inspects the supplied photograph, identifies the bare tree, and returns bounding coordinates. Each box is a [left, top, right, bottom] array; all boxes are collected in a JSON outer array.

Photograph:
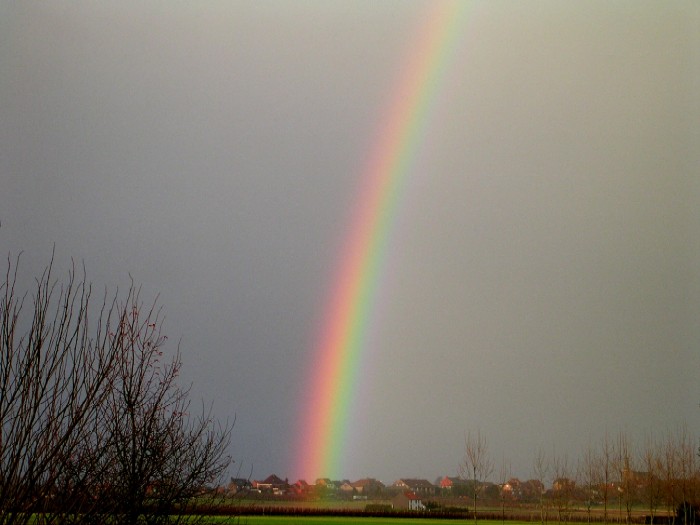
[[551, 450, 575, 525], [460, 430, 494, 525], [0, 254, 120, 525], [498, 457, 512, 525], [98, 294, 232, 525], [0, 253, 232, 525], [534, 448, 550, 525], [662, 430, 680, 525], [640, 433, 663, 525], [614, 431, 635, 525], [674, 425, 697, 525], [579, 444, 600, 525], [599, 433, 614, 525]]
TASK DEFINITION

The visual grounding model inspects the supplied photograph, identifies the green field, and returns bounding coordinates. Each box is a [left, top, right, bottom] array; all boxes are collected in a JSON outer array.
[[211, 519, 583, 525], [230, 516, 465, 525]]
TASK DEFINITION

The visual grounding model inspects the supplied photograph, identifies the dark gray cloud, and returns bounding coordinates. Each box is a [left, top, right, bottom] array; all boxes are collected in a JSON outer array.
[[1, 1, 698, 483]]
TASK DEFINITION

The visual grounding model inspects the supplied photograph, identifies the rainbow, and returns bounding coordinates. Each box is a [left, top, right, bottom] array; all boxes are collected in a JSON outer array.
[[296, 1, 471, 481]]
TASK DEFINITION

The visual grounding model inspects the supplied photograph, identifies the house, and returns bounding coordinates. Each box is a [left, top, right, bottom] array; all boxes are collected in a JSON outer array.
[[339, 481, 355, 493], [290, 479, 311, 495], [228, 478, 252, 495], [315, 478, 338, 490], [439, 475, 471, 496], [253, 474, 289, 495], [393, 478, 436, 496], [502, 478, 523, 500], [520, 479, 545, 502], [440, 476, 472, 490], [552, 477, 576, 494], [352, 478, 385, 495], [622, 470, 652, 492], [440, 476, 459, 489], [339, 478, 385, 497], [392, 490, 426, 511]]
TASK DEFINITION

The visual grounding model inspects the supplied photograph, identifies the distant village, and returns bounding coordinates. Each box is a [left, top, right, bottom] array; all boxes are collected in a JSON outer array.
[[224, 470, 693, 514], [228, 475, 488, 511]]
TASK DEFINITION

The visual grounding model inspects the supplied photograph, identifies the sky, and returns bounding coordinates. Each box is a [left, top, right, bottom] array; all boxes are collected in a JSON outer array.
[[1, 1, 699, 485]]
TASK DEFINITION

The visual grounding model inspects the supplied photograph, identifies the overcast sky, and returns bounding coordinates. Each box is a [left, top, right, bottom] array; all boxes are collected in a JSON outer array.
[[2, 1, 699, 484]]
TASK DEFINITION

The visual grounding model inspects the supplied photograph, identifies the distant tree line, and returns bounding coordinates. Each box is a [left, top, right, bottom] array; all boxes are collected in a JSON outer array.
[[0, 253, 232, 525], [459, 428, 699, 525]]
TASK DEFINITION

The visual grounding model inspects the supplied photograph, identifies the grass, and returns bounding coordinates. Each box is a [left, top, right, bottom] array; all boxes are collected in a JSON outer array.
[[205, 519, 600, 525], [214, 516, 486, 525]]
